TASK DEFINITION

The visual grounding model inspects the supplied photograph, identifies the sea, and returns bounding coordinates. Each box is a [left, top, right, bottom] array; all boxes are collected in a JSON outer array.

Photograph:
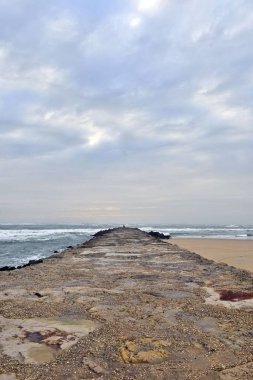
[[0, 224, 253, 268]]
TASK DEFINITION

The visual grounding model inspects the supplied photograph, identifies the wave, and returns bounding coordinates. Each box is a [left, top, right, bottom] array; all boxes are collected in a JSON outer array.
[[1, 225, 252, 242], [140, 227, 246, 232], [139, 226, 253, 239], [1, 224, 253, 268], [0, 228, 100, 242]]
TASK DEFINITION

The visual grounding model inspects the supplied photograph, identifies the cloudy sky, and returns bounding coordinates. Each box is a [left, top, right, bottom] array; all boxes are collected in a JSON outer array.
[[0, 0, 252, 224]]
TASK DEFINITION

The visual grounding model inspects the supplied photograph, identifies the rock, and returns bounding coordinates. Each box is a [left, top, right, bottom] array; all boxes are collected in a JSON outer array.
[[0, 259, 44, 271], [83, 357, 107, 374], [0, 375, 17, 380], [29, 259, 43, 265], [119, 338, 171, 364], [34, 292, 44, 298], [92, 228, 115, 238], [0, 266, 16, 271], [148, 231, 171, 239]]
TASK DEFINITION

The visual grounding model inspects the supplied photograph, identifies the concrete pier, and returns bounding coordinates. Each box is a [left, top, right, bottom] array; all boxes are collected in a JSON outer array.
[[0, 227, 252, 379]]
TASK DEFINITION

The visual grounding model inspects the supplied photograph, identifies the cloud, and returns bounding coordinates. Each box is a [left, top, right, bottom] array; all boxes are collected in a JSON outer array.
[[0, 0, 252, 223]]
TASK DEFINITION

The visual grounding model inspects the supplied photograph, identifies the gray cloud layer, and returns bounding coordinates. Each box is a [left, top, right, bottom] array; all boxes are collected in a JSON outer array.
[[0, 0, 252, 223]]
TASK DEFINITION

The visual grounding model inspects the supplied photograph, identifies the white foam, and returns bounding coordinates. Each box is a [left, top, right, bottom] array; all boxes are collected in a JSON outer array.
[[0, 228, 98, 242]]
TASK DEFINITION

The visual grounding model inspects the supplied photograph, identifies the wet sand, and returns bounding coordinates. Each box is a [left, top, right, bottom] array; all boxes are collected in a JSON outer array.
[[172, 238, 253, 272]]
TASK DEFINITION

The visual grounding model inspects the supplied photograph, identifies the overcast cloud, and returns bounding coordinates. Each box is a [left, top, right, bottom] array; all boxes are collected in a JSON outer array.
[[0, 0, 252, 224]]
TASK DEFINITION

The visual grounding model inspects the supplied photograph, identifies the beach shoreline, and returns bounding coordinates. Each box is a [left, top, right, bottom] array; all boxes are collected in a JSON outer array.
[[171, 238, 253, 272]]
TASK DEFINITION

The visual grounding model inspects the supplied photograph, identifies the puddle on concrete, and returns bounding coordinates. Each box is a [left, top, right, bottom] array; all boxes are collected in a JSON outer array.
[[28, 345, 56, 363], [26, 331, 46, 343], [0, 316, 98, 363]]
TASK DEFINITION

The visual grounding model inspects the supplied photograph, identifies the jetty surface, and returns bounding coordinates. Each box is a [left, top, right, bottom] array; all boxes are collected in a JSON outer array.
[[0, 227, 252, 380]]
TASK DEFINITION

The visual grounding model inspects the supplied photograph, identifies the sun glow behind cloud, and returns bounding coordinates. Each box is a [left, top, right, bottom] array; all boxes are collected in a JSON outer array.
[[138, 0, 164, 12], [130, 16, 142, 28], [129, 0, 165, 30]]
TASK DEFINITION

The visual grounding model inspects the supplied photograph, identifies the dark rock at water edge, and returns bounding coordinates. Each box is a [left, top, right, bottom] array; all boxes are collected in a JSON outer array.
[[0, 258, 43, 272], [148, 231, 171, 239], [93, 228, 171, 240], [0, 266, 16, 272], [92, 228, 116, 238]]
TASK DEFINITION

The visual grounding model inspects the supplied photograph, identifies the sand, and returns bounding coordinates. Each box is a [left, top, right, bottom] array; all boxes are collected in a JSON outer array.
[[172, 238, 253, 272]]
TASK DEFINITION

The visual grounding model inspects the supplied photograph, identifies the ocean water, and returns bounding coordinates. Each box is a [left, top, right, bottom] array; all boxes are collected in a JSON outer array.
[[0, 224, 253, 267]]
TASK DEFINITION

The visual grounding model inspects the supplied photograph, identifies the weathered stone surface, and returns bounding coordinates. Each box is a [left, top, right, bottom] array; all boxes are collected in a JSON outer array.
[[120, 338, 171, 364], [0, 227, 252, 379], [219, 361, 253, 379], [82, 357, 108, 374]]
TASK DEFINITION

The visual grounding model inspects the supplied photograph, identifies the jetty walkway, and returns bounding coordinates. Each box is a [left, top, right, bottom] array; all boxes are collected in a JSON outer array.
[[0, 227, 252, 379]]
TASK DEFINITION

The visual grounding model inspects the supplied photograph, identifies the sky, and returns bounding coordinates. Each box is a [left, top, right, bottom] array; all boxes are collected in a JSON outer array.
[[0, 0, 252, 224]]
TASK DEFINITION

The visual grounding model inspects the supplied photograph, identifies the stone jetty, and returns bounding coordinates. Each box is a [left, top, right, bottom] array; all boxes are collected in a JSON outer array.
[[0, 227, 252, 379]]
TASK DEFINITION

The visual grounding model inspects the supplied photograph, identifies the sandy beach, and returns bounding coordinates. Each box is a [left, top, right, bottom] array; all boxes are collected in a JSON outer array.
[[172, 238, 253, 272]]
